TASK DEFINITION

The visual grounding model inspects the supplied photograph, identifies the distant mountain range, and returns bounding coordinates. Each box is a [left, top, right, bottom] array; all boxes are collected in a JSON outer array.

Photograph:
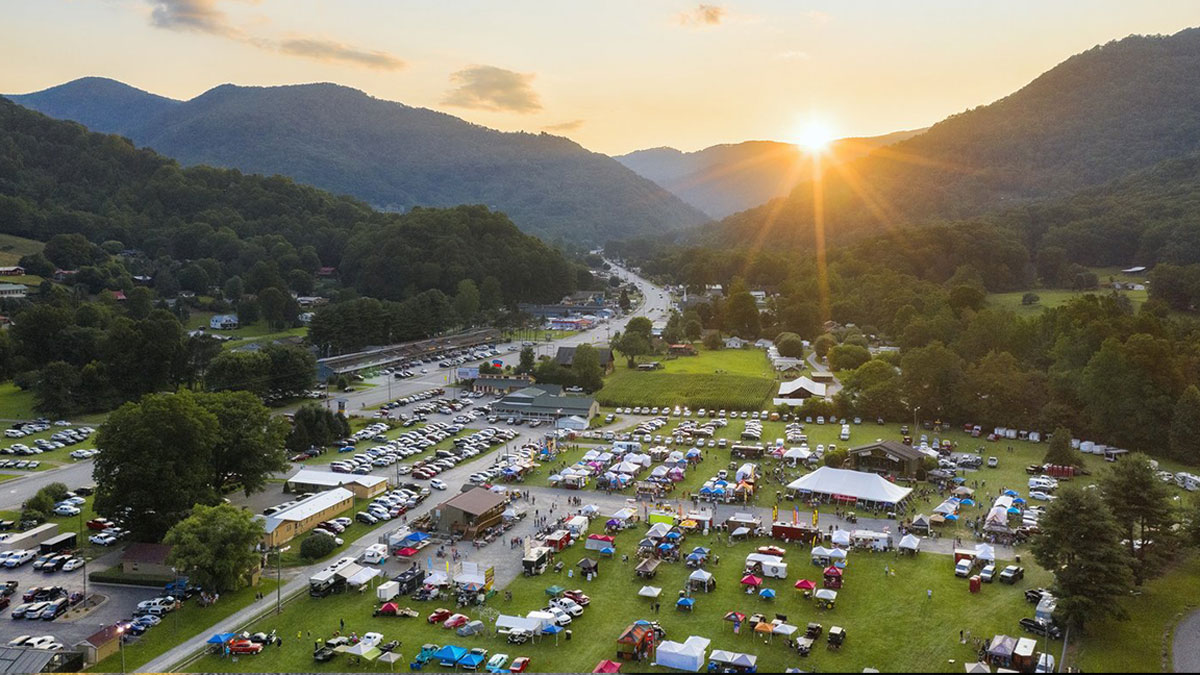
[[6, 78, 709, 245], [704, 27, 1200, 249], [615, 130, 923, 219]]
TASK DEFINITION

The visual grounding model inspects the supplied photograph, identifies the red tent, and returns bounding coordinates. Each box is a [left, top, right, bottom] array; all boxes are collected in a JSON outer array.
[[396, 547, 419, 557], [823, 566, 842, 577], [794, 579, 816, 590], [593, 660, 623, 673], [740, 574, 763, 586]]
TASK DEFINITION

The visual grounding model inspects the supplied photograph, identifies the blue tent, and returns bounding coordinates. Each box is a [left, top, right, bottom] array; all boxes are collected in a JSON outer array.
[[600, 546, 615, 555], [1012, 497, 1026, 504], [1004, 489, 1019, 496], [435, 645, 468, 666], [952, 477, 966, 484], [713, 488, 726, 496], [960, 499, 975, 506], [666, 532, 681, 540], [207, 633, 235, 644], [686, 449, 701, 457], [542, 624, 564, 635], [405, 532, 430, 543], [677, 597, 695, 608], [1007, 507, 1021, 515], [760, 588, 776, 599], [944, 514, 958, 521], [658, 543, 674, 552], [686, 553, 704, 563], [699, 486, 713, 495], [692, 547, 710, 555]]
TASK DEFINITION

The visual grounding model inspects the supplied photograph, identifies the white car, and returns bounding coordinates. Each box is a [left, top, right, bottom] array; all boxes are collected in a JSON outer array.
[[23, 636, 58, 649], [4, 550, 34, 567], [89, 533, 117, 546], [53, 504, 80, 517], [61, 557, 84, 572], [1029, 490, 1056, 501], [545, 606, 572, 625], [430, 479, 447, 491]]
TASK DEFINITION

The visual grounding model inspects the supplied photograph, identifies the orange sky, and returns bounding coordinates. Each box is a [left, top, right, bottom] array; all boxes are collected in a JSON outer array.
[[3, 1, 1198, 154]]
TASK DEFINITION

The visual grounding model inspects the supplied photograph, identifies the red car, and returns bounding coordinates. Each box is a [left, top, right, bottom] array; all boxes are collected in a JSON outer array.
[[427, 608, 452, 624], [443, 613, 469, 629], [564, 590, 590, 606], [86, 518, 113, 530], [228, 640, 263, 655], [509, 656, 530, 672]]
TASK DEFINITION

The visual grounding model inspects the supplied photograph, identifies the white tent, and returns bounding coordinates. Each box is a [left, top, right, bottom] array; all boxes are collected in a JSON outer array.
[[786, 466, 913, 504], [346, 565, 381, 587], [495, 614, 541, 633], [638, 586, 662, 598], [610, 507, 635, 521], [646, 522, 672, 539], [899, 534, 921, 551], [811, 546, 832, 558], [581, 504, 599, 515], [688, 569, 713, 583], [831, 529, 851, 546], [655, 636, 711, 672], [975, 543, 996, 562], [783, 447, 810, 461], [827, 548, 847, 560]]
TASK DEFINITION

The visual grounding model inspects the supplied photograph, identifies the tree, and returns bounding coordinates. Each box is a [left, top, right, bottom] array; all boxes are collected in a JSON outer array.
[[1170, 386, 1200, 464], [613, 330, 651, 368], [164, 504, 264, 592], [125, 287, 154, 320], [824, 448, 848, 468], [33, 361, 81, 417], [662, 312, 684, 345], [724, 290, 761, 338], [286, 404, 351, 453], [1021, 292, 1040, 306], [812, 334, 836, 360], [1030, 486, 1132, 629], [259, 287, 289, 329], [841, 359, 905, 421], [515, 346, 536, 375], [625, 317, 653, 340], [480, 276, 503, 311], [775, 332, 805, 358], [899, 341, 964, 421], [300, 533, 338, 560], [572, 344, 604, 392], [1043, 427, 1079, 467], [619, 289, 631, 311], [684, 319, 703, 341], [702, 331, 722, 351], [93, 391, 221, 541], [199, 391, 289, 496], [828, 344, 870, 371], [1100, 453, 1177, 585], [454, 279, 481, 323]]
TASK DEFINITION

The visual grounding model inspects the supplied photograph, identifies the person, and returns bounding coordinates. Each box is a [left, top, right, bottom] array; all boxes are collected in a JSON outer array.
[[340, 618, 345, 631], [927, 589, 933, 600]]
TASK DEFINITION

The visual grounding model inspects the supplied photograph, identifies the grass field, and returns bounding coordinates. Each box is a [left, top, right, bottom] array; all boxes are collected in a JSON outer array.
[[0, 382, 37, 420], [181, 522, 1051, 673], [988, 288, 1148, 315], [185, 313, 308, 350], [596, 349, 777, 411], [88, 577, 280, 673], [0, 233, 44, 266]]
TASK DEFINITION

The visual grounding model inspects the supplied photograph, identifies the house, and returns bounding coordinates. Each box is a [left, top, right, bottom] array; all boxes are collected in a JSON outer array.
[[435, 487, 508, 537], [52, 269, 78, 283], [296, 296, 329, 308], [555, 345, 614, 373], [257, 488, 355, 547], [555, 415, 589, 431], [548, 317, 592, 331], [316, 266, 337, 277], [0, 646, 75, 673], [285, 468, 389, 499], [111, 290, 126, 301], [848, 440, 927, 477], [667, 343, 696, 356], [210, 314, 239, 330], [77, 625, 123, 665], [0, 266, 24, 276], [121, 542, 174, 578], [0, 284, 28, 299], [773, 376, 827, 406], [754, 339, 773, 349], [724, 336, 748, 349], [493, 384, 599, 421], [298, 312, 315, 325], [519, 303, 605, 319]]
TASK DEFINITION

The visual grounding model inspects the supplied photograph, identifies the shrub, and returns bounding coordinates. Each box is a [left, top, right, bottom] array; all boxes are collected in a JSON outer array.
[[300, 534, 339, 560]]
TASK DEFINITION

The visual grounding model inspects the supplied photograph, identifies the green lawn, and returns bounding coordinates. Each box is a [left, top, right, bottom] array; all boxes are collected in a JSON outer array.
[[0, 418, 103, 471], [88, 577, 279, 673], [596, 347, 777, 411], [654, 348, 777, 378], [0, 382, 37, 420], [0, 233, 44, 266], [182, 523, 1051, 674], [988, 288, 1147, 315]]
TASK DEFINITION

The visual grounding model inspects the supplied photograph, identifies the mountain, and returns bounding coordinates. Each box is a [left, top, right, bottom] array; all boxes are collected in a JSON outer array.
[[708, 28, 1200, 248], [8, 79, 708, 245], [0, 96, 590, 305], [615, 130, 922, 218]]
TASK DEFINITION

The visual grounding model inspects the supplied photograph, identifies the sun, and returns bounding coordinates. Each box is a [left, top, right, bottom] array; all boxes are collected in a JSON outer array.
[[792, 119, 837, 153]]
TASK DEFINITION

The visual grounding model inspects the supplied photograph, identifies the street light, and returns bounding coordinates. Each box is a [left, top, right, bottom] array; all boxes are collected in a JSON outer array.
[[116, 625, 126, 673]]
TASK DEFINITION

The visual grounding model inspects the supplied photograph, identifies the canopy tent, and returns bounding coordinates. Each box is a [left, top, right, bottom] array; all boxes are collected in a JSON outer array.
[[815, 588, 838, 601], [689, 569, 714, 583], [346, 566, 381, 587], [638, 586, 663, 598], [723, 611, 746, 623], [899, 534, 921, 551], [975, 543, 996, 562], [773, 623, 798, 636], [827, 548, 847, 560], [395, 547, 418, 557], [346, 642, 381, 660], [740, 574, 763, 586], [911, 514, 932, 531], [207, 633, 235, 644], [434, 644, 468, 666], [965, 662, 992, 673], [496, 614, 541, 633], [759, 588, 776, 599], [594, 660, 623, 673], [581, 504, 600, 515], [731, 527, 751, 538], [709, 650, 758, 668], [676, 597, 695, 609], [831, 530, 851, 546], [656, 635, 710, 672], [786, 466, 913, 504], [546, 585, 566, 597], [403, 531, 430, 544], [794, 579, 816, 590]]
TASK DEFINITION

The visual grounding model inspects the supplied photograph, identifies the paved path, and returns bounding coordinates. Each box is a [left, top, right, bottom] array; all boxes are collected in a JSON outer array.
[[0, 458, 94, 510], [1174, 608, 1200, 673], [806, 351, 842, 396]]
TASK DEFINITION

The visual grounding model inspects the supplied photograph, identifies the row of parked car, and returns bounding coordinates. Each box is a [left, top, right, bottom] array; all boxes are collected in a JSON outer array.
[[2, 425, 94, 456], [329, 422, 468, 475], [29, 552, 85, 574], [357, 487, 431, 525], [4, 420, 72, 439], [8, 584, 83, 625], [410, 427, 519, 482]]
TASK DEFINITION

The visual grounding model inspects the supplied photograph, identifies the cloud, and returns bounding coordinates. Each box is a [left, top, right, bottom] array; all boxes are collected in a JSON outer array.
[[776, 50, 810, 61], [279, 38, 405, 70], [442, 66, 542, 114], [542, 120, 584, 133], [149, 0, 242, 37], [145, 0, 404, 70], [677, 4, 726, 27]]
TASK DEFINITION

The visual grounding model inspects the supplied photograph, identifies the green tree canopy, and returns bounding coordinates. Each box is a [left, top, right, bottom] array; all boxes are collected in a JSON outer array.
[[1100, 453, 1177, 585], [165, 503, 264, 592]]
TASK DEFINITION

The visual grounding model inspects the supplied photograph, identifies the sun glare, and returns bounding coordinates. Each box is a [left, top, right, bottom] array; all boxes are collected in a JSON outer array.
[[792, 119, 837, 153]]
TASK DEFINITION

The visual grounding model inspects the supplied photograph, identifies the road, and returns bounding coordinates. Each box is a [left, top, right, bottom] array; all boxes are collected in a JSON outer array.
[[0, 459, 95, 510]]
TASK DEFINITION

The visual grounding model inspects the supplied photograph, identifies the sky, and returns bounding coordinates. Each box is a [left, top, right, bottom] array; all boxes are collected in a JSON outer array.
[[3, 1, 1199, 155]]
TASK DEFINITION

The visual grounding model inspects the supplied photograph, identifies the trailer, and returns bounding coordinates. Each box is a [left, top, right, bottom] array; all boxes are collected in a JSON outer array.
[[38, 532, 77, 554]]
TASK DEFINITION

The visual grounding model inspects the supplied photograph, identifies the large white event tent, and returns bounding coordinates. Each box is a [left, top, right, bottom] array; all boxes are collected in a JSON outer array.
[[786, 466, 913, 505]]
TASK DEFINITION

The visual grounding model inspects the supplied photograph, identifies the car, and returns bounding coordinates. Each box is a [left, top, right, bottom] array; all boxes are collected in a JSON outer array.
[[999, 565, 1025, 584], [21, 601, 49, 619], [6, 635, 30, 647], [10, 603, 33, 619], [39, 600, 67, 620], [427, 607, 452, 623], [987, 456, 999, 468], [30, 555, 56, 571], [4, 551, 34, 568], [430, 479, 447, 491], [1018, 617, 1062, 640], [134, 613, 162, 627], [485, 653, 508, 672], [509, 656, 531, 673], [1029, 490, 1056, 501], [443, 613, 469, 629], [355, 512, 379, 525], [228, 639, 263, 655], [954, 559, 973, 578], [52, 504, 80, 517], [89, 534, 117, 546], [980, 564, 996, 582], [544, 606, 571, 625], [551, 598, 583, 616], [22, 635, 57, 649]]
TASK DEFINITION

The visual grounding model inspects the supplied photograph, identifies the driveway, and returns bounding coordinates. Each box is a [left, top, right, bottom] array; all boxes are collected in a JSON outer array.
[[1175, 609, 1200, 672]]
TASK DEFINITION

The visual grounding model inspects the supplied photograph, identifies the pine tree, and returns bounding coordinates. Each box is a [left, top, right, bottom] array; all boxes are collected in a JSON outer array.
[[1043, 426, 1079, 467], [1170, 385, 1200, 463], [1100, 453, 1176, 585]]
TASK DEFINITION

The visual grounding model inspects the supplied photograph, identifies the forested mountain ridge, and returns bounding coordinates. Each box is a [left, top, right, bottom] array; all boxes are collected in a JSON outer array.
[[615, 130, 923, 218], [0, 96, 589, 304], [8, 79, 708, 244], [708, 28, 1200, 248]]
